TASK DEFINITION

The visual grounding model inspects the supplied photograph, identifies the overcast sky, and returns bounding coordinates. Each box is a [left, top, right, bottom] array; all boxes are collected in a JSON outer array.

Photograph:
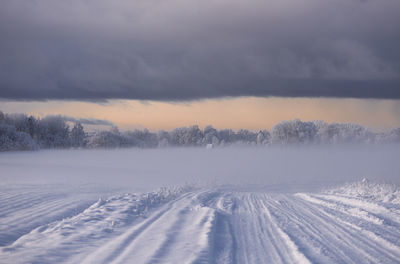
[[1, 0, 399, 101]]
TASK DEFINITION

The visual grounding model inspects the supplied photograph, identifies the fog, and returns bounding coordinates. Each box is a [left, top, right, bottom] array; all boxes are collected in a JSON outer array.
[[1, 146, 399, 195]]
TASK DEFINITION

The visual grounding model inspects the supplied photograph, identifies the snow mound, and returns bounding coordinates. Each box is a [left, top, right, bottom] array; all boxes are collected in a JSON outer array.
[[325, 179, 400, 204]]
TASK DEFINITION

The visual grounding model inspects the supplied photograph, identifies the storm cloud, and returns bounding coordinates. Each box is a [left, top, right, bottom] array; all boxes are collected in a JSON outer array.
[[61, 116, 114, 126], [0, 0, 399, 101]]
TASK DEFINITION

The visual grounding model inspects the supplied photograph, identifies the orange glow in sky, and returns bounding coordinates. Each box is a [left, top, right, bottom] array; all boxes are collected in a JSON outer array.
[[1, 97, 400, 132]]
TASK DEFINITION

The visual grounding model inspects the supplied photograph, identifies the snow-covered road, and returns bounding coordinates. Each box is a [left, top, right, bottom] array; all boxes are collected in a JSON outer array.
[[1, 183, 400, 264]]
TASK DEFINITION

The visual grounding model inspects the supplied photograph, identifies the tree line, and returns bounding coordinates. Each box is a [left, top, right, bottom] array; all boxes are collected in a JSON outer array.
[[1, 111, 399, 151]]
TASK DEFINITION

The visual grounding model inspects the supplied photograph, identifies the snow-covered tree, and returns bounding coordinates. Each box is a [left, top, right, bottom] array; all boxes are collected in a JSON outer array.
[[169, 126, 204, 146], [157, 130, 171, 147], [38, 115, 70, 148], [1, 110, 400, 151], [236, 129, 257, 145], [217, 129, 236, 144], [203, 125, 218, 145], [271, 119, 317, 145], [125, 129, 158, 148], [87, 130, 122, 148], [183, 125, 203, 146], [314, 121, 375, 144], [70, 122, 86, 148], [257, 130, 271, 145], [87, 127, 141, 148], [0, 124, 37, 151], [386, 128, 400, 143], [376, 128, 400, 144], [0, 111, 5, 123]]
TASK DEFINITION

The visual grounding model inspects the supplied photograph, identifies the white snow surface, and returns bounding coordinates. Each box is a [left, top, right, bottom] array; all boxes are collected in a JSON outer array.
[[1, 147, 400, 263]]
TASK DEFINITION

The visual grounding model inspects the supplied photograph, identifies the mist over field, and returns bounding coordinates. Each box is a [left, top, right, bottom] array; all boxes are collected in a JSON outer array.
[[2, 114, 400, 263], [1, 146, 399, 192], [2, 113, 400, 263], [1, 146, 400, 263]]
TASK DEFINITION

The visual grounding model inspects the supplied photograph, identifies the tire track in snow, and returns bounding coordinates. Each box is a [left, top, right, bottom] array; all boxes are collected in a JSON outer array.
[[2, 188, 400, 264], [206, 194, 237, 264], [81, 191, 218, 264], [230, 193, 310, 264], [83, 191, 232, 264], [313, 194, 400, 224], [264, 194, 400, 263], [295, 193, 400, 260], [0, 190, 94, 247], [256, 196, 311, 264], [147, 203, 215, 264], [81, 192, 196, 264], [1, 188, 190, 264]]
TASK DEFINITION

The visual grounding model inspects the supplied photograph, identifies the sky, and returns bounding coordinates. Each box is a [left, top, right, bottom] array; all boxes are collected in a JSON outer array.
[[1, 0, 399, 131]]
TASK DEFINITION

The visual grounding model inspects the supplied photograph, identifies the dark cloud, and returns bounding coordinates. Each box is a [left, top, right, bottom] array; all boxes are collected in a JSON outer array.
[[0, 0, 399, 101], [61, 116, 114, 126], [41, 115, 113, 126]]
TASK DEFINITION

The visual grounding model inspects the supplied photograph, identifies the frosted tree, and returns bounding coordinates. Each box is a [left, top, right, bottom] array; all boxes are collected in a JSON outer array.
[[271, 119, 317, 145], [157, 130, 171, 147], [88, 127, 141, 148], [2, 110, 400, 151], [257, 130, 271, 145], [237, 129, 257, 145], [203, 125, 218, 145], [386, 128, 400, 143], [70, 122, 86, 148], [169, 126, 204, 146], [183, 125, 204, 146], [211, 135, 220, 146], [38, 116, 70, 148], [125, 129, 158, 148], [88, 130, 121, 148], [0, 111, 5, 123], [376, 128, 400, 144], [26, 116, 39, 140], [314, 121, 375, 144], [0, 124, 18, 151], [217, 129, 235, 144], [0, 124, 37, 151]]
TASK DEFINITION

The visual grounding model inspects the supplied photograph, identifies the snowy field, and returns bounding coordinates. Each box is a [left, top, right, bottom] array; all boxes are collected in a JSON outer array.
[[1, 146, 400, 263]]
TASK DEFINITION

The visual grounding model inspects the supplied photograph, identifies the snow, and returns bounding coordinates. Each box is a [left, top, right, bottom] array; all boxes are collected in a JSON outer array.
[[1, 146, 400, 263]]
